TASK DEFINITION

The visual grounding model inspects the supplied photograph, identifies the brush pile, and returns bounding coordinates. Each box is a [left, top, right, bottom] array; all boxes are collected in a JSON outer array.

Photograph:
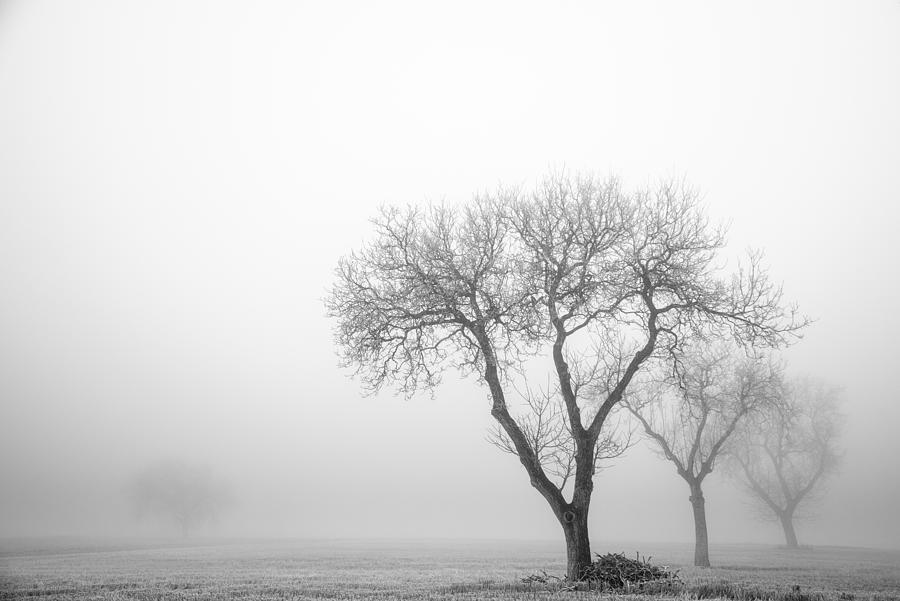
[[580, 551, 680, 589]]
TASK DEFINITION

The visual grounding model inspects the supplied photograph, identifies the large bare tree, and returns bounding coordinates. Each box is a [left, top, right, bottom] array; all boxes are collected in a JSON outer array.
[[326, 173, 804, 580], [623, 345, 780, 567], [730, 378, 842, 547]]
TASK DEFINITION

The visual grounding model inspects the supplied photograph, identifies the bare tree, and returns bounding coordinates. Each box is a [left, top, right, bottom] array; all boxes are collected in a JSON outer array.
[[730, 378, 842, 547], [623, 345, 780, 567], [129, 461, 231, 537], [326, 173, 805, 580]]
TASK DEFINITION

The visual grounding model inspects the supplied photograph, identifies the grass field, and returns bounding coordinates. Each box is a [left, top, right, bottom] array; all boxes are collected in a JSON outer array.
[[1, 538, 898, 600]]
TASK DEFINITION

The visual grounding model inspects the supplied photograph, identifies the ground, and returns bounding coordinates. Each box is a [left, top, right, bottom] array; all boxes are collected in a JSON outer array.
[[1, 539, 898, 600]]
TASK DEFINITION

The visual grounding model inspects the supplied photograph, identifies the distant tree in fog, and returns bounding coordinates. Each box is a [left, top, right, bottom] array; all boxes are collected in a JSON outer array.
[[129, 461, 230, 537], [326, 172, 805, 581], [730, 378, 842, 547], [623, 344, 780, 567]]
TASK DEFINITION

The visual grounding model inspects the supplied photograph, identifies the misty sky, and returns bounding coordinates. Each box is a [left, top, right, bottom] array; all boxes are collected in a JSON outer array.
[[1, 1, 899, 549]]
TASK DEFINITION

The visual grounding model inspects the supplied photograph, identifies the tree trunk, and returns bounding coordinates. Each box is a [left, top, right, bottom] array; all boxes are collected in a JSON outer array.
[[779, 510, 799, 548], [560, 505, 592, 581], [689, 483, 710, 567]]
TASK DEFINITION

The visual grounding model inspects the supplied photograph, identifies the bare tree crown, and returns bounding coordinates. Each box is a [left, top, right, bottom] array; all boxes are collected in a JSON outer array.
[[731, 377, 843, 520], [326, 172, 806, 518], [625, 344, 782, 483]]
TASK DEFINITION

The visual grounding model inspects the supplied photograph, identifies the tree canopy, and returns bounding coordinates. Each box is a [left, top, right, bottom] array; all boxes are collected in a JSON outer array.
[[730, 377, 842, 546]]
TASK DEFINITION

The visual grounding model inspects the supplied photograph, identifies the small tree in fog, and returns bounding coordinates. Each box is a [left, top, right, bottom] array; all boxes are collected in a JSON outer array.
[[129, 461, 230, 537], [623, 345, 780, 567], [730, 378, 842, 547], [326, 173, 804, 581]]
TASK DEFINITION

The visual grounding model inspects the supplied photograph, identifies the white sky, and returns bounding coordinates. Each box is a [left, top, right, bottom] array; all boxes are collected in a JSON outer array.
[[1, 0, 899, 549]]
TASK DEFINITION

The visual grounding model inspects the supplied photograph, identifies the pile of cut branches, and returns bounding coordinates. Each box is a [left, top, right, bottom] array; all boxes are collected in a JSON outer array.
[[580, 551, 681, 590]]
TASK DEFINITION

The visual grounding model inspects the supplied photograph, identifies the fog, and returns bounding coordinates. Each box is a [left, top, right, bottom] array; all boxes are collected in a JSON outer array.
[[1, 0, 898, 550]]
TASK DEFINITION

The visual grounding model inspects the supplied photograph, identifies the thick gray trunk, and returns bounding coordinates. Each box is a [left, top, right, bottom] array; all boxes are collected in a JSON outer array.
[[560, 505, 592, 581], [689, 483, 710, 567], [780, 510, 799, 548]]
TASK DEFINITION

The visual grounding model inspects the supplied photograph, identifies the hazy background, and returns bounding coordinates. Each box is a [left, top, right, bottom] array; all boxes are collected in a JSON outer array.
[[1, 0, 898, 549]]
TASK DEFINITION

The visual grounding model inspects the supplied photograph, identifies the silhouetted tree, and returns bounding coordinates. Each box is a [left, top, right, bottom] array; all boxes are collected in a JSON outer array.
[[129, 461, 230, 537], [624, 344, 780, 566], [326, 173, 805, 580], [730, 378, 842, 547]]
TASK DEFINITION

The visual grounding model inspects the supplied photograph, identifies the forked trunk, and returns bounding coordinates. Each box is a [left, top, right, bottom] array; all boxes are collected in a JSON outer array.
[[689, 482, 710, 567], [560, 505, 592, 581], [779, 510, 799, 548]]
